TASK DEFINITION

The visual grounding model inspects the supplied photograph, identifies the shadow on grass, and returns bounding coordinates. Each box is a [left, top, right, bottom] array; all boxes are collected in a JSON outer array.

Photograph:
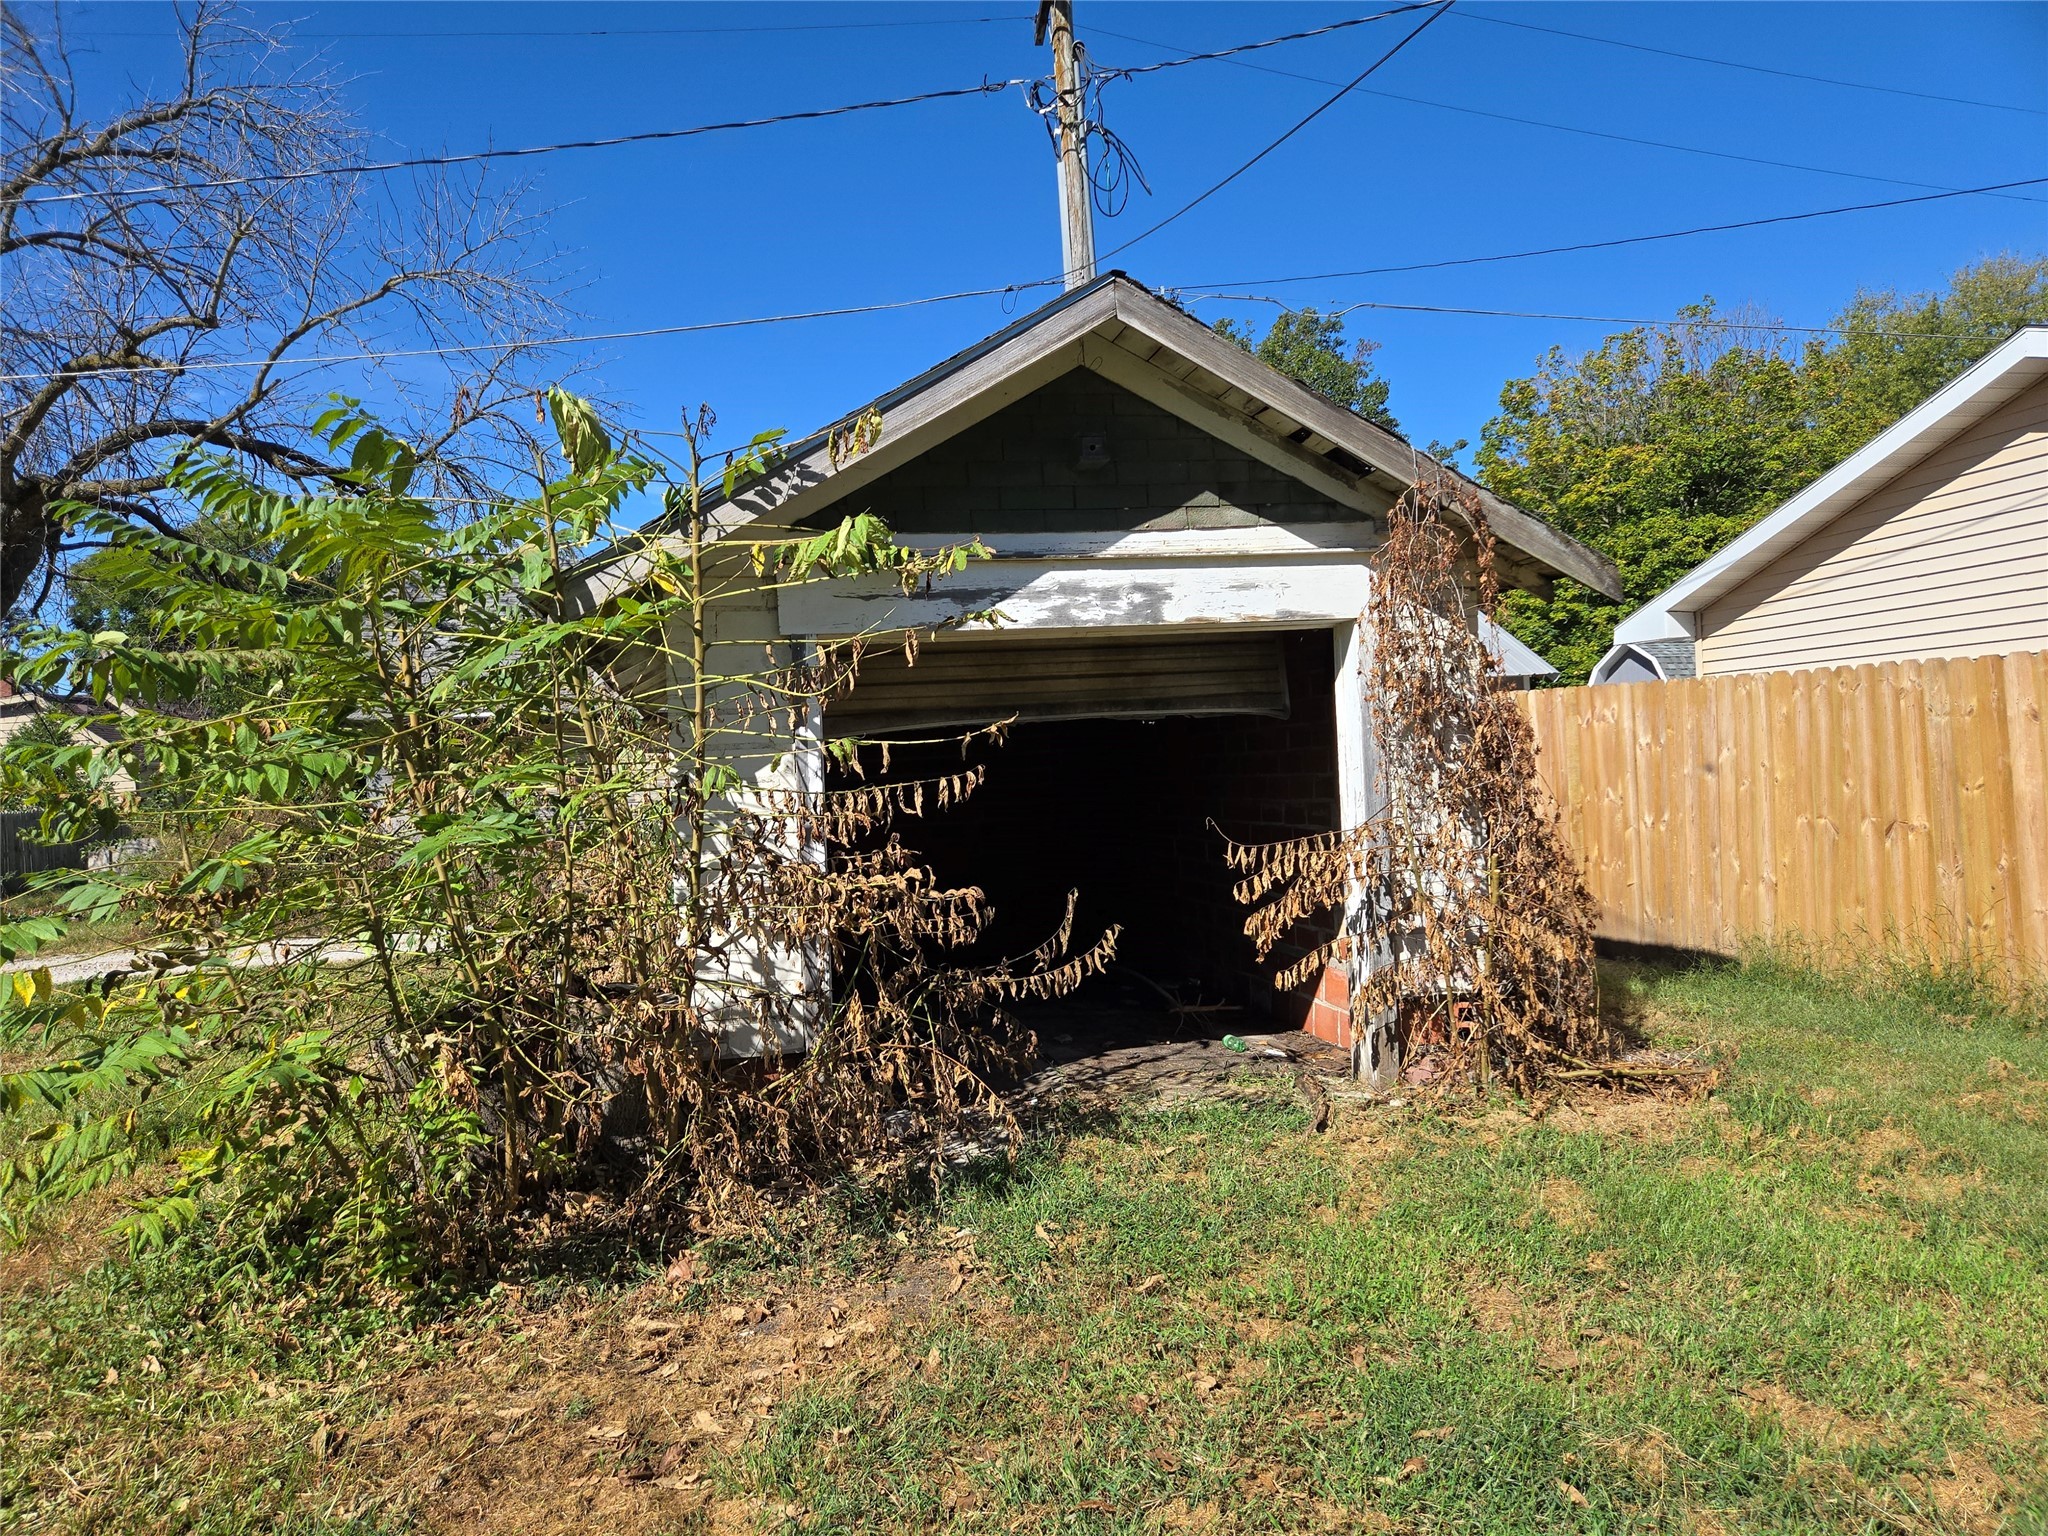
[[1595, 945, 1737, 1050]]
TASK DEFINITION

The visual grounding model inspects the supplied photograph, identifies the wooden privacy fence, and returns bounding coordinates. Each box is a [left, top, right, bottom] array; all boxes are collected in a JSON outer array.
[[0, 810, 89, 884], [1515, 649, 2048, 986]]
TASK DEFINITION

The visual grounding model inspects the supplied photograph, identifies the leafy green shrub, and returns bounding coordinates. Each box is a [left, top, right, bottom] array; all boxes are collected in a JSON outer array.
[[0, 395, 1106, 1287]]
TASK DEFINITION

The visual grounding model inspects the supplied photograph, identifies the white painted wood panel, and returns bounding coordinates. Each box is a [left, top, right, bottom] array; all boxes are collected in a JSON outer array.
[[778, 554, 1373, 638]]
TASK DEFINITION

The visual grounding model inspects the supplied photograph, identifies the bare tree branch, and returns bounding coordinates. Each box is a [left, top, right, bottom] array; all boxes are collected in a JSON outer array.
[[1, 0, 571, 622]]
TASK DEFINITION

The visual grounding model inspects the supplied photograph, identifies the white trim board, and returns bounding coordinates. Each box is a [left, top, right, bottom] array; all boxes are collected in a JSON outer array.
[[779, 553, 1374, 638], [882, 523, 1381, 561]]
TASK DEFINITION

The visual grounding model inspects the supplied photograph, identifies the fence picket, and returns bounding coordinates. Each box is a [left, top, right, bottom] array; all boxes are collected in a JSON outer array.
[[1515, 650, 2048, 987]]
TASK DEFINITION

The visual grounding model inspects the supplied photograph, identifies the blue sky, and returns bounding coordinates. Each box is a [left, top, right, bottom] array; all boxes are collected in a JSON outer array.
[[57, 1, 2048, 492]]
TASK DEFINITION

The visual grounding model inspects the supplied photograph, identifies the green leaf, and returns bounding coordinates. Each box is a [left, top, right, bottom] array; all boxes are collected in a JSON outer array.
[[548, 388, 611, 476]]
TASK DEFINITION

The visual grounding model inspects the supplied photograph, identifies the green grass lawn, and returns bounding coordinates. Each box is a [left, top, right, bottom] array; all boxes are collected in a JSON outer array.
[[3, 956, 2044, 1534]]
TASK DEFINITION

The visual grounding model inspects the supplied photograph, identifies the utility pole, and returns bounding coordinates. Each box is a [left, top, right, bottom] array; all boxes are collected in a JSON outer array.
[[1035, 0, 1096, 289]]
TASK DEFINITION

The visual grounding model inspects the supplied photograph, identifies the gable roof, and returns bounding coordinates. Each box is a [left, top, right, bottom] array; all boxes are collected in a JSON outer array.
[[572, 273, 1621, 609], [1613, 324, 2048, 646], [1590, 638, 1697, 684], [1479, 618, 1560, 682]]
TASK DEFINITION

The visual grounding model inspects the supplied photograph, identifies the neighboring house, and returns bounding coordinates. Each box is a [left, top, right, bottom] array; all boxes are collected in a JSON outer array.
[[0, 680, 136, 794], [0, 679, 138, 883], [568, 273, 1618, 1072], [1594, 324, 2048, 683], [1480, 618, 1560, 689]]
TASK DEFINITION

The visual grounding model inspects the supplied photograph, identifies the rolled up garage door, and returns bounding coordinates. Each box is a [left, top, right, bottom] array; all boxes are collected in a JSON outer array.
[[824, 630, 1291, 738]]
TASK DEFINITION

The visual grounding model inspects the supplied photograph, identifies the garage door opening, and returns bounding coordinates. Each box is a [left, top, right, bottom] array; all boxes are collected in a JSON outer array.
[[825, 628, 1343, 1052]]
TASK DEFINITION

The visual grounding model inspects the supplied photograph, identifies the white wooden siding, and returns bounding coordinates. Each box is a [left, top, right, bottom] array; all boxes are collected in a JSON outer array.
[[1697, 379, 2048, 675]]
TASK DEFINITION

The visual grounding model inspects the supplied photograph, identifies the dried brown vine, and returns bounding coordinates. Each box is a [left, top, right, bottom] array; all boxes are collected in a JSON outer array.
[[1223, 474, 1610, 1093]]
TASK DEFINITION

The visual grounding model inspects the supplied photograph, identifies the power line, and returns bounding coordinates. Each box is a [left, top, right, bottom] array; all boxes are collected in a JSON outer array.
[[1179, 293, 2021, 343], [1094, 1, 1455, 268], [1096, 5, 1433, 76], [10, 173, 2046, 387], [12, 79, 1031, 206], [76, 13, 1038, 41], [1193, 176, 2048, 289], [22, 9, 1446, 209], [1452, 10, 2048, 117], [1086, 22, 2047, 205], [0, 284, 1058, 385]]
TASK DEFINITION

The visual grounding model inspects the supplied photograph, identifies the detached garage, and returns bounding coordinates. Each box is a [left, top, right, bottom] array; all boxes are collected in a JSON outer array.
[[570, 274, 1620, 1071]]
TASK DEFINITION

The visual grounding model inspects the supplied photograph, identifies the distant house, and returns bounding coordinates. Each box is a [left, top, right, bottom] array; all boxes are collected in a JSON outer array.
[[1480, 618, 1559, 689], [1593, 324, 2048, 684], [0, 681, 135, 793], [0, 680, 139, 882]]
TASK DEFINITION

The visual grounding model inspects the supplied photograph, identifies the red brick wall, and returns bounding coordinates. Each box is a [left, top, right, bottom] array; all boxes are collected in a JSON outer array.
[[1306, 963, 1353, 1049]]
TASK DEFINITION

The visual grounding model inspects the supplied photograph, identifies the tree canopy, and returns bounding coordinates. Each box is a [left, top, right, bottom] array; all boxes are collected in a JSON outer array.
[[1478, 255, 2048, 682], [1215, 307, 1399, 433], [1, 4, 561, 625]]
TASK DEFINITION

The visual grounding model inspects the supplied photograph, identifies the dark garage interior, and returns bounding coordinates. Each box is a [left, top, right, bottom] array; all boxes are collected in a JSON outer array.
[[825, 628, 1343, 1034]]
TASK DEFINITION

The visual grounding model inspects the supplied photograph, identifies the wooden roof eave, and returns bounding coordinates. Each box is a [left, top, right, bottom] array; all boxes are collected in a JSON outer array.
[[1103, 285, 1621, 600], [560, 273, 1622, 612]]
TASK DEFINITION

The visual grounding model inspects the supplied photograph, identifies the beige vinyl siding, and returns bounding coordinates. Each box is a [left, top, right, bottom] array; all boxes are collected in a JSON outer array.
[[1696, 380, 2048, 676]]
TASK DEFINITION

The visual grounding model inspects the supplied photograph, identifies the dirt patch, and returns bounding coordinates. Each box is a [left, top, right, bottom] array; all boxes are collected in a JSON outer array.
[[1853, 1125, 1988, 1203], [0, 1188, 125, 1297], [1895, 1168, 1987, 1203], [336, 1245, 988, 1533], [1947, 1371, 2046, 1445], [1856, 1126, 1926, 1165], [1545, 1090, 1700, 1144], [1148, 1496, 1226, 1532], [1898, 1450, 2009, 1534], [1236, 1316, 1305, 1348], [1466, 1284, 1527, 1335], [1594, 1428, 1679, 1484], [1736, 1382, 1889, 1451], [1536, 1178, 1598, 1235], [1952, 1089, 2043, 1125]]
